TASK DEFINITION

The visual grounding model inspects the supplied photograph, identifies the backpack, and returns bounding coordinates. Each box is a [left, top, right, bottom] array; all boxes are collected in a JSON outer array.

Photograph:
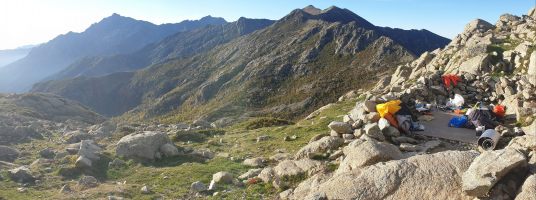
[[467, 108, 496, 130]]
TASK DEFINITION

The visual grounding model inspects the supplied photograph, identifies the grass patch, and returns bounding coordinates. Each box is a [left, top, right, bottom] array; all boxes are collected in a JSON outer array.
[[243, 117, 294, 130]]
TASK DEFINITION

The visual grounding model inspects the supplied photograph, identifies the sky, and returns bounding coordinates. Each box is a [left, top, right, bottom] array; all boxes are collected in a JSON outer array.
[[0, 0, 534, 50]]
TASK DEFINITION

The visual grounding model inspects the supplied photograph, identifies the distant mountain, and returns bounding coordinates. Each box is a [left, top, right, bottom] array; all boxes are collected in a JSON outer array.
[[0, 14, 226, 92], [49, 17, 275, 80], [34, 6, 450, 123], [0, 46, 33, 68]]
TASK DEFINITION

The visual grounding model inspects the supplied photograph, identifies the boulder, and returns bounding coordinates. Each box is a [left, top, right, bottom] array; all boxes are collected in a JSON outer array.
[[258, 167, 275, 183], [39, 148, 55, 159], [363, 123, 385, 141], [290, 151, 479, 200], [191, 181, 207, 192], [295, 136, 344, 159], [382, 126, 400, 137], [116, 131, 174, 161], [528, 52, 536, 76], [327, 121, 353, 134], [462, 149, 527, 197], [159, 143, 179, 157], [515, 174, 536, 200], [64, 130, 91, 144], [212, 171, 233, 184], [8, 166, 35, 183], [243, 157, 265, 167], [0, 145, 19, 162], [464, 19, 495, 33], [78, 176, 98, 189], [337, 139, 402, 173], [529, 7, 536, 19], [458, 54, 490, 75], [363, 101, 377, 112], [273, 159, 322, 178]]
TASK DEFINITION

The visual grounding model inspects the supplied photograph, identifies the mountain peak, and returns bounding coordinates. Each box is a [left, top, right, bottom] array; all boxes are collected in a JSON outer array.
[[303, 5, 322, 15]]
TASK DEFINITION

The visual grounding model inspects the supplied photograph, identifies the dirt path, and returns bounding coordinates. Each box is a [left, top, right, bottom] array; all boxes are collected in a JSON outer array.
[[417, 111, 478, 144]]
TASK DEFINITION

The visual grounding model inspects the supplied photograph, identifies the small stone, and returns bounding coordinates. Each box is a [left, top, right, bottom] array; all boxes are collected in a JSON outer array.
[[256, 135, 269, 143], [243, 157, 265, 167], [363, 123, 385, 141], [342, 134, 355, 140], [399, 143, 422, 152], [78, 176, 99, 189], [363, 101, 377, 112], [59, 184, 72, 193], [140, 185, 151, 194]]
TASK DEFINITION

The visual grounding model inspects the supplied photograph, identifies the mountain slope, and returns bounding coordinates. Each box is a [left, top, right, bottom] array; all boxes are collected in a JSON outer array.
[[34, 6, 450, 123], [48, 18, 275, 80], [0, 14, 226, 92], [0, 46, 33, 68]]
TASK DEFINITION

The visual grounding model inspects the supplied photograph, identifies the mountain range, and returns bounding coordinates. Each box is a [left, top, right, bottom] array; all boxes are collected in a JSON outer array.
[[32, 6, 450, 123], [0, 14, 226, 92]]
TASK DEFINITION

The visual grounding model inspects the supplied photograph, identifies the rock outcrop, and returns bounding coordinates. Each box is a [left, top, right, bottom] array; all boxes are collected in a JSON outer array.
[[116, 131, 179, 161], [290, 151, 479, 200]]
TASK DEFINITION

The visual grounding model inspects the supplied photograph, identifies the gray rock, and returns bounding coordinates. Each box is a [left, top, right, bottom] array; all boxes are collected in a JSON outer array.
[[464, 19, 495, 33], [362, 101, 377, 113], [39, 148, 55, 159], [462, 149, 527, 197], [337, 139, 402, 173], [212, 171, 233, 184], [258, 167, 275, 183], [8, 166, 35, 183], [295, 136, 344, 159], [0, 145, 19, 162], [140, 185, 151, 194], [59, 184, 72, 193], [273, 159, 322, 178], [256, 135, 270, 143], [78, 176, 98, 189], [363, 123, 385, 141], [108, 159, 126, 168], [279, 189, 294, 200], [116, 131, 173, 161], [191, 181, 207, 192], [328, 121, 353, 135], [238, 168, 262, 180], [399, 143, 422, 152], [243, 157, 265, 167], [64, 130, 91, 144], [392, 136, 419, 144], [159, 143, 179, 157], [382, 126, 400, 137]]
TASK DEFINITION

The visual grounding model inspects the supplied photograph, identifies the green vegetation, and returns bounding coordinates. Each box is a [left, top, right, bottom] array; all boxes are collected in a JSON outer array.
[[242, 117, 294, 130]]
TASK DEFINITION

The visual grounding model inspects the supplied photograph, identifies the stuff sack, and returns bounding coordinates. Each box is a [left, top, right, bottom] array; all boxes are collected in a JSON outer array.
[[468, 108, 496, 129], [492, 105, 506, 118], [376, 100, 401, 118], [449, 116, 468, 128]]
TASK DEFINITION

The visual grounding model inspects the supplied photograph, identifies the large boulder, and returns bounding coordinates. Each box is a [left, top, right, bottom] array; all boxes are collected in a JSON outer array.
[[0, 145, 19, 162], [507, 135, 536, 154], [295, 136, 344, 159], [462, 149, 527, 197], [522, 120, 536, 137], [243, 157, 265, 167], [464, 19, 495, 33], [290, 151, 479, 200], [515, 174, 536, 200], [116, 131, 178, 161], [337, 139, 402, 173], [529, 51, 536, 76]]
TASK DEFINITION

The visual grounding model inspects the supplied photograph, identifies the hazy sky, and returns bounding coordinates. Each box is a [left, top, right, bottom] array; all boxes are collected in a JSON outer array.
[[0, 0, 534, 50]]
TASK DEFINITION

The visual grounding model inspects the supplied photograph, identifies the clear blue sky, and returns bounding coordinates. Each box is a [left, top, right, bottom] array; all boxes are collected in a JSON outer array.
[[1, 0, 534, 50]]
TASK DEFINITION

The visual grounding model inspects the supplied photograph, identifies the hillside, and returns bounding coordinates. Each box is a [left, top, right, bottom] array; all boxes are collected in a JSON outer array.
[[48, 18, 275, 80], [0, 14, 226, 92], [34, 6, 450, 123]]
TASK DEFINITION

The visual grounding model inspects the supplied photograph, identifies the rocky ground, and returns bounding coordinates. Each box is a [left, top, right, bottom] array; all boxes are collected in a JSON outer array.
[[1, 7, 536, 200]]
